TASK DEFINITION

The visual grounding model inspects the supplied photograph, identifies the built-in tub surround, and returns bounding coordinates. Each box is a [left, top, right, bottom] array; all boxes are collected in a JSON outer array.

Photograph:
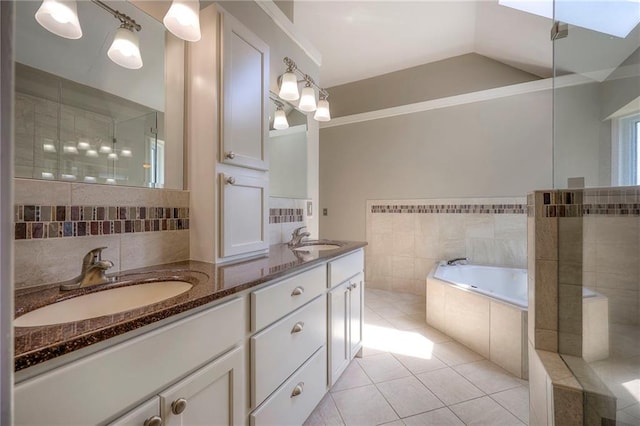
[[366, 197, 526, 296], [13, 178, 190, 289], [14, 241, 366, 371]]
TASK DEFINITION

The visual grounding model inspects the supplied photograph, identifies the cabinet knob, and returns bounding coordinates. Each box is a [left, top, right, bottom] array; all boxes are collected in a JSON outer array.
[[226, 176, 236, 185], [171, 398, 188, 415], [143, 416, 162, 426], [351, 282, 357, 289], [226, 151, 236, 159], [291, 382, 304, 398], [291, 321, 305, 334], [291, 286, 304, 296]]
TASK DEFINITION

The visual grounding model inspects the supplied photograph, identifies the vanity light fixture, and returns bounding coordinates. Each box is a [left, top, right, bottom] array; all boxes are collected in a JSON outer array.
[[105, 178, 117, 184], [277, 57, 331, 121], [41, 172, 55, 180], [271, 98, 289, 130], [86, 149, 99, 158], [77, 138, 91, 150], [163, 0, 201, 42], [63, 143, 79, 154], [120, 148, 133, 157], [43, 140, 57, 153], [35, 0, 83, 39], [108, 152, 119, 161], [99, 142, 112, 154], [84, 176, 97, 183]]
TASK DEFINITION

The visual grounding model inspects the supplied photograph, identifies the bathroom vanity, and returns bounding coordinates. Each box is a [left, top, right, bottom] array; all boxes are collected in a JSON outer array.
[[13, 243, 365, 425]]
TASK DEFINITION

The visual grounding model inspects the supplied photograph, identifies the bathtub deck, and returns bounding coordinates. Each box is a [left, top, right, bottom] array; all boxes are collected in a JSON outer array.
[[304, 289, 530, 425]]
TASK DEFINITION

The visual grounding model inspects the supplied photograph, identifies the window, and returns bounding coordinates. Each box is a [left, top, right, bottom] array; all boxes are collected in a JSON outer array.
[[613, 113, 640, 186]]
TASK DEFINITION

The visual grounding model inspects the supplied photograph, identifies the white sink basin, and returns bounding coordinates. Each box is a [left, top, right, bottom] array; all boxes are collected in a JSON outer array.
[[292, 244, 341, 252], [14, 281, 193, 327]]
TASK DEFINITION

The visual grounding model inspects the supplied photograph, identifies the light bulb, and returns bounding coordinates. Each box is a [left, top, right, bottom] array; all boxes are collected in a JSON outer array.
[[314, 98, 331, 122], [279, 72, 300, 101], [298, 86, 317, 112], [163, 0, 201, 42], [108, 26, 143, 70], [35, 0, 82, 39], [273, 108, 289, 130]]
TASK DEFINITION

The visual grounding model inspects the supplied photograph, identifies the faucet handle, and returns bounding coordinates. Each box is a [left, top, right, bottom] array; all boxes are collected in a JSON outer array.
[[292, 226, 307, 236], [82, 247, 108, 269]]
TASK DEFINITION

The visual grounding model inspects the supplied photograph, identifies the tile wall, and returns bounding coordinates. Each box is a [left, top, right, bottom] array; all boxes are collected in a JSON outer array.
[[13, 178, 190, 289], [268, 197, 311, 245], [365, 198, 527, 295]]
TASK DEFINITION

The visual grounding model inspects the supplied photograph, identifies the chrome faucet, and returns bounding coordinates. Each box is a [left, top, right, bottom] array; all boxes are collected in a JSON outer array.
[[288, 226, 311, 248], [446, 257, 468, 266], [60, 247, 115, 290]]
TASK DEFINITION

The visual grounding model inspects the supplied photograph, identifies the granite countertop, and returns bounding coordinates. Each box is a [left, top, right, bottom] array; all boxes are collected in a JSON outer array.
[[14, 240, 366, 371]]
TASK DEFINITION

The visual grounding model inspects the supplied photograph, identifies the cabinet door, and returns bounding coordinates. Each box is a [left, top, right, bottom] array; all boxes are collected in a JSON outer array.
[[220, 11, 269, 171], [328, 281, 350, 387], [108, 398, 160, 426], [160, 346, 245, 426], [349, 274, 364, 359], [219, 171, 268, 257]]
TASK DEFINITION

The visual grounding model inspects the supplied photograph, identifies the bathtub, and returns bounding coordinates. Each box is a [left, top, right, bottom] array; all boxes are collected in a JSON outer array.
[[427, 262, 608, 379]]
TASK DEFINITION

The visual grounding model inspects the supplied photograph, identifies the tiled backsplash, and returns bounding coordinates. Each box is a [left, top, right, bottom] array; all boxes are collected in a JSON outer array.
[[366, 197, 527, 296], [269, 208, 304, 224], [14, 204, 189, 240], [13, 179, 190, 289], [268, 199, 310, 245]]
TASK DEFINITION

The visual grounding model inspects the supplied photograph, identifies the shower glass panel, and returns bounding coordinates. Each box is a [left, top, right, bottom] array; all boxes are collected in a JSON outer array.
[[553, 1, 640, 424], [113, 112, 160, 188]]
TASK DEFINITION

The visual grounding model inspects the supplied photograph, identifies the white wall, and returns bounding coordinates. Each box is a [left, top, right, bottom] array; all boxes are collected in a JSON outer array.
[[1, 2, 13, 422], [319, 90, 553, 241]]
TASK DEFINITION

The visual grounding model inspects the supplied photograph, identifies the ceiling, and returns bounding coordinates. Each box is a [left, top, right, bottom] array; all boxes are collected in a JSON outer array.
[[293, 0, 554, 88]]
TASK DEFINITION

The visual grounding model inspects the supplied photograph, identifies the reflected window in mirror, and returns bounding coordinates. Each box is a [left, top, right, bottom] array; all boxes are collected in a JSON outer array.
[[614, 112, 640, 186], [13, 1, 183, 189]]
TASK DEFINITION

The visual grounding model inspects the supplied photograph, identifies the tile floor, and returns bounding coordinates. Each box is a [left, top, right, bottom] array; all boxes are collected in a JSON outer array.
[[305, 289, 530, 426]]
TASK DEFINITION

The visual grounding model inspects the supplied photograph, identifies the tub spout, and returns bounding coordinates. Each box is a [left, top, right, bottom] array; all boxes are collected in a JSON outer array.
[[447, 257, 468, 266]]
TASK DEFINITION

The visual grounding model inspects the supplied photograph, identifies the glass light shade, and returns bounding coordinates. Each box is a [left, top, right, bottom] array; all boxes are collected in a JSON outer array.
[[63, 144, 78, 154], [41, 172, 55, 180], [163, 0, 201, 42], [83, 176, 97, 183], [279, 72, 300, 101], [99, 144, 112, 154], [77, 139, 90, 150], [108, 152, 119, 161], [105, 178, 117, 185], [273, 109, 289, 130], [108, 26, 143, 70], [298, 86, 317, 112], [314, 99, 331, 122], [43, 141, 57, 152], [86, 149, 99, 158], [35, 0, 82, 39], [120, 148, 133, 157], [61, 174, 76, 181]]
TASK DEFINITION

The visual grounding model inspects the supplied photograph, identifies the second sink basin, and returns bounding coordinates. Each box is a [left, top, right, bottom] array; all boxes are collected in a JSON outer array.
[[292, 244, 342, 252], [14, 281, 193, 328]]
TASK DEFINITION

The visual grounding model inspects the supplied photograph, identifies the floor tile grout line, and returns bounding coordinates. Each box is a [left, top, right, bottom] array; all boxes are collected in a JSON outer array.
[[487, 392, 529, 425], [326, 391, 348, 426]]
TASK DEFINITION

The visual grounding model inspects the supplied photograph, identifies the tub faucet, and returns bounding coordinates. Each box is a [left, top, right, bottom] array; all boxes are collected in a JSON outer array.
[[447, 257, 468, 266], [288, 226, 311, 248], [60, 247, 115, 290]]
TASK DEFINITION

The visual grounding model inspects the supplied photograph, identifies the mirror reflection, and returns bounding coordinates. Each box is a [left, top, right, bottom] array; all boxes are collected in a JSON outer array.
[[268, 96, 309, 199], [14, 1, 174, 188]]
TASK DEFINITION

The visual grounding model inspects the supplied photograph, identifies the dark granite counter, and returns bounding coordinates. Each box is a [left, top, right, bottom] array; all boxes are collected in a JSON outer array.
[[14, 240, 366, 371]]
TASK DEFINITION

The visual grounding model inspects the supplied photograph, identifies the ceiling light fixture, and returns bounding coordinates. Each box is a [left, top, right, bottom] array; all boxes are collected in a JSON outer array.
[[164, 0, 201, 42], [35, 0, 83, 39], [278, 57, 331, 122]]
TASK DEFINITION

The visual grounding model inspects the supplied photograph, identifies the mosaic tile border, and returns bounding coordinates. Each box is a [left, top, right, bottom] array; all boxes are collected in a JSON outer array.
[[528, 189, 640, 217], [370, 204, 527, 214], [14, 204, 189, 240], [269, 208, 304, 224]]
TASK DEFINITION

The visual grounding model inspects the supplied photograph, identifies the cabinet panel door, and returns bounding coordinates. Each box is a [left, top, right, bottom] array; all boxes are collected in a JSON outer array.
[[350, 274, 364, 358], [160, 346, 245, 426], [219, 171, 268, 257], [108, 398, 159, 426], [328, 282, 350, 387], [221, 12, 269, 170]]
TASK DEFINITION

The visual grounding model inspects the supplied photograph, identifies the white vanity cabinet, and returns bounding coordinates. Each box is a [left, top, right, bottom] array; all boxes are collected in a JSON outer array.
[[14, 298, 245, 426], [328, 251, 365, 386], [249, 265, 328, 425]]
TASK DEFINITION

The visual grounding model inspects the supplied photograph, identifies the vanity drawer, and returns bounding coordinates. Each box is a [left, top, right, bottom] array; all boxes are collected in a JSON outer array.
[[328, 249, 364, 288], [251, 295, 326, 407], [250, 346, 327, 426], [251, 265, 326, 332]]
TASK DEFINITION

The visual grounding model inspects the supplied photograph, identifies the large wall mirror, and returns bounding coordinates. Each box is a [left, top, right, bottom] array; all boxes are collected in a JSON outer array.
[[268, 95, 309, 199], [14, 0, 184, 189]]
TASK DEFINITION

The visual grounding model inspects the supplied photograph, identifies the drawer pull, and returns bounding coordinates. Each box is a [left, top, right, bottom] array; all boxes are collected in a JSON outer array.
[[291, 321, 305, 334], [171, 397, 188, 415], [291, 286, 304, 296], [291, 382, 304, 398], [144, 416, 162, 426]]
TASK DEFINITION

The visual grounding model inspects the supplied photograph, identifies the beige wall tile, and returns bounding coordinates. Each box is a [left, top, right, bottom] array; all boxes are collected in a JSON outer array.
[[444, 285, 490, 357], [391, 256, 414, 279], [535, 259, 558, 332], [415, 214, 439, 236], [14, 178, 71, 205], [414, 233, 440, 259], [595, 242, 638, 276], [414, 258, 436, 281], [371, 213, 392, 233], [392, 231, 414, 257], [369, 255, 393, 279], [71, 183, 189, 207], [426, 278, 445, 331], [494, 214, 526, 240], [392, 213, 415, 233], [439, 215, 465, 241], [535, 216, 558, 261], [15, 236, 121, 288], [490, 301, 525, 378], [369, 232, 393, 256], [120, 230, 189, 271], [391, 277, 415, 294], [535, 329, 558, 352], [553, 386, 583, 426], [464, 214, 494, 239], [593, 216, 638, 246]]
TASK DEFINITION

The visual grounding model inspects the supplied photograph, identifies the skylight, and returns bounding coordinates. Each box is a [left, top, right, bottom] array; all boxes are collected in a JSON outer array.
[[499, 0, 640, 38]]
